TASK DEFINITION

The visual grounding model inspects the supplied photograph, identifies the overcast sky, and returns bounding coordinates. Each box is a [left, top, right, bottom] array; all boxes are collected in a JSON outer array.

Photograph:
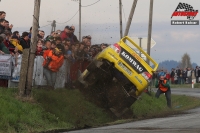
[[0, 0, 200, 65]]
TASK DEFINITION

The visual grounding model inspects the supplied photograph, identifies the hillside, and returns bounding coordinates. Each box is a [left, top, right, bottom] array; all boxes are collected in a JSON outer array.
[[158, 60, 198, 72]]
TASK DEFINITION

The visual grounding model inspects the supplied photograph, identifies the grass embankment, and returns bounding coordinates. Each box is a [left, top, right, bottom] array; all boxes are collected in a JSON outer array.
[[0, 87, 200, 132]]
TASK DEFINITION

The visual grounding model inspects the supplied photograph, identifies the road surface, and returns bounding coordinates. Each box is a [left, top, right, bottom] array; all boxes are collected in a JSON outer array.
[[66, 88, 200, 133]]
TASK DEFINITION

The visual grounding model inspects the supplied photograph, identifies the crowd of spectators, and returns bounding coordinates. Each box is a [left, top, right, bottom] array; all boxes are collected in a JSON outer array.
[[0, 11, 109, 88], [152, 66, 200, 86]]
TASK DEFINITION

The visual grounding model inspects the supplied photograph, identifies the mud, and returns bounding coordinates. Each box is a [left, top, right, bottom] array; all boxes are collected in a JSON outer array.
[[73, 60, 137, 118]]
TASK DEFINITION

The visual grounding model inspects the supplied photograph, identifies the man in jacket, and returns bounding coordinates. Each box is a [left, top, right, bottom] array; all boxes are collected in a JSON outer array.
[[20, 32, 30, 49], [194, 66, 199, 83], [60, 26, 71, 41], [155, 75, 171, 108]]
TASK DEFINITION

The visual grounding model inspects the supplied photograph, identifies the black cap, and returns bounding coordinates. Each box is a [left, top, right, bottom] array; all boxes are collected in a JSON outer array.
[[65, 26, 71, 30], [56, 44, 65, 53]]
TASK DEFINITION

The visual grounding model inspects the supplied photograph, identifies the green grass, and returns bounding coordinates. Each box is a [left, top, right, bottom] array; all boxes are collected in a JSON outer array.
[[131, 92, 200, 119], [33, 89, 112, 128], [0, 87, 200, 132], [0, 88, 72, 133]]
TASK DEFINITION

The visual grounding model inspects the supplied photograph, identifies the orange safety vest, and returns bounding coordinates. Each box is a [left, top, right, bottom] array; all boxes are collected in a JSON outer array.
[[159, 80, 168, 92]]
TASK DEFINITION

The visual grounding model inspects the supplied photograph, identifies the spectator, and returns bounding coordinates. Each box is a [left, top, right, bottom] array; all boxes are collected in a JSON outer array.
[[180, 69, 184, 84], [82, 35, 91, 45], [43, 43, 65, 89], [0, 19, 5, 34], [187, 67, 192, 83], [4, 20, 13, 32], [70, 43, 79, 81], [55, 37, 62, 45], [51, 41, 56, 50], [0, 36, 10, 54], [82, 46, 91, 72], [198, 66, 200, 83], [64, 43, 72, 87], [155, 75, 171, 108], [176, 67, 181, 84], [75, 42, 85, 75], [54, 30, 61, 37], [170, 68, 175, 84], [45, 31, 55, 41], [13, 31, 20, 38], [194, 66, 199, 83], [174, 72, 178, 84], [36, 39, 44, 56], [100, 43, 108, 51], [0, 11, 6, 19], [3, 31, 14, 53], [70, 26, 79, 43], [182, 68, 187, 84], [43, 40, 51, 50], [65, 38, 71, 48], [20, 32, 30, 49], [10, 35, 23, 54], [28, 27, 32, 39], [38, 30, 45, 40], [191, 68, 195, 84], [60, 26, 71, 41]]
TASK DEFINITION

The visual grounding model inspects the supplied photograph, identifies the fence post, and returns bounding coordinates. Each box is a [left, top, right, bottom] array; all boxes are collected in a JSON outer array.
[[192, 79, 194, 88]]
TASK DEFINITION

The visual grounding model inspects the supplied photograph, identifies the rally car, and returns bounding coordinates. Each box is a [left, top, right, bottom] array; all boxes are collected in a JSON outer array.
[[77, 36, 158, 117]]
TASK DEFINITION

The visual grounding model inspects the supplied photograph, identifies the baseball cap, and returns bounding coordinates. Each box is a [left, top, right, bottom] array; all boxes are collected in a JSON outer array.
[[65, 26, 72, 30]]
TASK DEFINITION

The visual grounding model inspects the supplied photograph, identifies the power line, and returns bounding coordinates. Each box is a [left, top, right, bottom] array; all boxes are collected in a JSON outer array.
[[81, 0, 100, 7], [18, 0, 101, 32], [18, 23, 51, 33], [56, 9, 79, 24], [40, 23, 51, 28]]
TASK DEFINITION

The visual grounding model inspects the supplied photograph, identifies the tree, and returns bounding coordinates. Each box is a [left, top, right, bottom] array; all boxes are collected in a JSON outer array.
[[180, 53, 192, 69]]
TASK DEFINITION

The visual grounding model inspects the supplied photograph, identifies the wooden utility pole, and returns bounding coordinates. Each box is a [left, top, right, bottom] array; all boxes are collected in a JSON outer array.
[[26, 0, 41, 96], [147, 0, 154, 64], [138, 37, 142, 56], [119, 0, 123, 38], [79, 0, 81, 41], [124, 0, 138, 37], [51, 20, 56, 33]]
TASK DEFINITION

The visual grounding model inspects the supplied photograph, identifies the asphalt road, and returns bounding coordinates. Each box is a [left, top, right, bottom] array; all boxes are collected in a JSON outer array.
[[65, 88, 200, 133]]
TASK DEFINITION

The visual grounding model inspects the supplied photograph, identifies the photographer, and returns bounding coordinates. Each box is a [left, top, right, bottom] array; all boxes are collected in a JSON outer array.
[[155, 75, 171, 108], [43, 44, 65, 89]]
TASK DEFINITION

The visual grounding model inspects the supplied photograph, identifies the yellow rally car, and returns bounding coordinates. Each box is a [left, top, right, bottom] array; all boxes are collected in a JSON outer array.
[[78, 36, 158, 117]]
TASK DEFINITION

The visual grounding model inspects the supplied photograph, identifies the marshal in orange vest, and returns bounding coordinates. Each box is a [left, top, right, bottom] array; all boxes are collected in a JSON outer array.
[[159, 80, 169, 92]]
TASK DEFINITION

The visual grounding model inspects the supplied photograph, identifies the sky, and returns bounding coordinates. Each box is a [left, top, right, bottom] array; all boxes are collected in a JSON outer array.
[[0, 0, 200, 65]]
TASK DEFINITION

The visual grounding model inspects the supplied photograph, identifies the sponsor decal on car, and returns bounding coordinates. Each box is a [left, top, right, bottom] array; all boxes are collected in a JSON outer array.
[[120, 48, 147, 74]]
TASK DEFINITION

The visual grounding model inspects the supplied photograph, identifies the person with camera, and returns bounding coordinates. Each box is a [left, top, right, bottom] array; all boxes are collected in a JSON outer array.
[[43, 43, 65, 89], [155, 75, 171, 108]]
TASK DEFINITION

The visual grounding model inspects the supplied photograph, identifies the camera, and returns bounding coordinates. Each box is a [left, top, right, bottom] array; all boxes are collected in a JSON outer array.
[[159, 80, 163, 84], [44, 57, 52, 68]]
